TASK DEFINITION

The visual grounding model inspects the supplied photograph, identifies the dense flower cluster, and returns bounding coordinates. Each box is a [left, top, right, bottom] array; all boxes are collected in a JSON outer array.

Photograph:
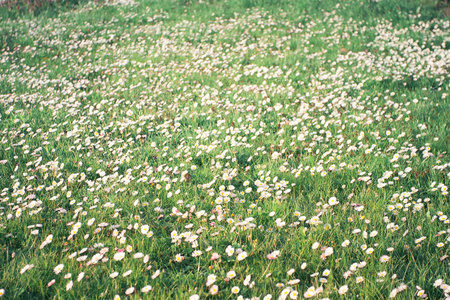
[[0, 0, 449, 299]]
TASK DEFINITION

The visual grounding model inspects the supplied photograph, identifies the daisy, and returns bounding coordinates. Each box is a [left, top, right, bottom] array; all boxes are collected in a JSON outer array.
[[45, 235, 53, 243], [210, 285, 219, 295], [244, 275, 251, 286], [152, 270, 161, 279], [338, 285, 349, 295], [237, 251, 248, 261], [280, 288, 291, 297], [206, 274, 217, 287], [47, 280, 56, 287], [267, 250, 281, 260], [125, 287, 135, 295], [328, 197, 339, 206], [66, 281, 73, 291], [303, 287, 316, 298], [20, 264, 34, 274], [53, 264, 64, 275], [141, 225, 149, 235], [366, 247, 374, 254], [210, 252, 220, 260], [380, 255, 390, 263], [113, 252, 125, 261], [324, 247, 334, 256], [227, 271, 237, 279], [174, 254, 184, 263], [290, 290, 299, 299]]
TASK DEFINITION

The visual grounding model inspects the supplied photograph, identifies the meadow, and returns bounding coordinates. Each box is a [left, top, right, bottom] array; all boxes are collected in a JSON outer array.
[[0, 0, 449, 299]]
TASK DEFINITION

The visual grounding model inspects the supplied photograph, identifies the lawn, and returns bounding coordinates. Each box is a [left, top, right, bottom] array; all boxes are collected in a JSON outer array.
[[0, 0, 449, 299]]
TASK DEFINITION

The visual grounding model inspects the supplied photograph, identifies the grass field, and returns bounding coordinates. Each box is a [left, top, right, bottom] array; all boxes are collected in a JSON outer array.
[[0, 0, 450, 299]]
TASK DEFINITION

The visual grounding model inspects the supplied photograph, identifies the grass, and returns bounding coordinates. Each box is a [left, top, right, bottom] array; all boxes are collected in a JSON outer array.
[[0, 0, 449, 299]]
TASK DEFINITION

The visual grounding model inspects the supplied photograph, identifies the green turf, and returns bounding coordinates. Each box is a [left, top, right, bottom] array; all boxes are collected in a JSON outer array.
[[0, 0, 449, 299]]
